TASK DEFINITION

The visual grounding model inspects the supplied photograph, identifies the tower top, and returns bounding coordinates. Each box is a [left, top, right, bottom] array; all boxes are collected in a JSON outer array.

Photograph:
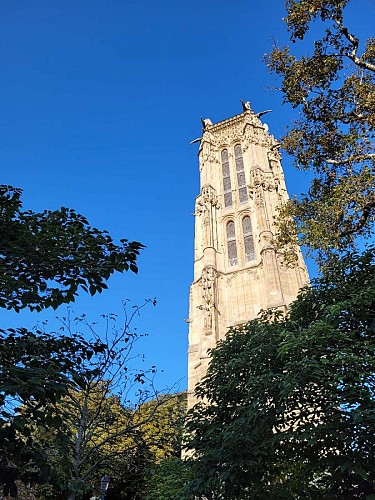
[[190, 101, 274, 148], [200, 100, 272, 130]]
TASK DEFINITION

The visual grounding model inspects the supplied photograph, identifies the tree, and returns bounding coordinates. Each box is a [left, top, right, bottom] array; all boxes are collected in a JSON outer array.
[[26, 304, 183, 500], [266, 0, 375, 262], [138, 391, 187, 462], [0, 328, 106, 497], [184, 314, 285, 499], [0, 185, 143, 312], [143, 457, 192, 500], [105, 393, 187, 500], [184, 246, 375, 498], [0, 184, 144, 497]]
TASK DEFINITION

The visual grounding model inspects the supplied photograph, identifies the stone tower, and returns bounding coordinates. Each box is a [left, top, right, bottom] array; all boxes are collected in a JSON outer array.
[[187, 102, 309, 406]]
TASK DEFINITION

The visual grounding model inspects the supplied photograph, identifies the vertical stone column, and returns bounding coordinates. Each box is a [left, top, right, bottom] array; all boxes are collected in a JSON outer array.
[[249, 165, 286, 310], [196, 185, 219, 251], [187, 183, 220, 409], [196, 185, 220, 346]]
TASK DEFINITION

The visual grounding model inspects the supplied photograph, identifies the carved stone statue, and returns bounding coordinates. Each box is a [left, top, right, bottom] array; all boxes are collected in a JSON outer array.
[[240, 99, 251, 111], [199, 266, 217, 334], [196, 185, 220, 248], [200, 117, 213, 130]]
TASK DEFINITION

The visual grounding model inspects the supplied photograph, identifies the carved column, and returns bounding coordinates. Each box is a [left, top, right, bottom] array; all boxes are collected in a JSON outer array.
[[249, 166, 286, 309], [195, 184, 220, 260]]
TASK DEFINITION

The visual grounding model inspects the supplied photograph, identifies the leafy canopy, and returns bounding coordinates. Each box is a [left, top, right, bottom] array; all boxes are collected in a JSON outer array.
[[0, 185, 143, 312], [266, 0, 375, 262], [0, 184, 144, 497], [185, 246, 375, 499], [0, 328, 106, 496], [143, 457, 192, 500], [23, 307, 185, 500]]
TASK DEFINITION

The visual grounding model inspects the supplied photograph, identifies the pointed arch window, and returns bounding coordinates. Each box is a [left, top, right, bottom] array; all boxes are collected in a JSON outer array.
[[226, 220, 238, 266], [234, 144, 248, 203], [221, 149, 232, 208], [242, 216, 255, 261]]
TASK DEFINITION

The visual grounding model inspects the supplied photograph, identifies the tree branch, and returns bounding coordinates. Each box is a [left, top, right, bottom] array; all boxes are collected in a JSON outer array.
[[340, 200, 375, 237], [322, 153, 375, 165], [334, 17, 375, 72]]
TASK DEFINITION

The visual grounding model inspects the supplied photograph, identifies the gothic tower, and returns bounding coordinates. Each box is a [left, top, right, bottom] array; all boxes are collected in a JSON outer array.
[[187, 102, 309, 407]]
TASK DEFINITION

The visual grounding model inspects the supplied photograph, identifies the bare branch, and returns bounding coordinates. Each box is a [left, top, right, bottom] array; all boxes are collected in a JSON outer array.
[[334, 17, 359, 57], [322, 153, 375, 165], [347, 54, 375, 72], [334, 17, 375, 72]]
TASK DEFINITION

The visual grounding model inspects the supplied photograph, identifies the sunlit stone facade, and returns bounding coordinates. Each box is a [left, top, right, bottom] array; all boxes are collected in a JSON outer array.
[[187, 103, 309, 408]]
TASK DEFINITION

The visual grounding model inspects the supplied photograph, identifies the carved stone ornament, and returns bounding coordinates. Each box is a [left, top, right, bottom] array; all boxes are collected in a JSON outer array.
[[245, 125, 271, 148], [201, 266, 217, 297], [262, 172, 278, 191], [195, 186, 220, 249], [195, 185, 219, 218], [201, 117, 213, 130], [198, 266, 217, 334], [225, 266, 260, 284], [240, 99, 252, 111], [199, 130, 221, 164], [248, 167, 263, 202], [267, 148, 282, 166], [202, 184, 219, 206], [248, 168, 277, 201], [212, 121, 245, 147]]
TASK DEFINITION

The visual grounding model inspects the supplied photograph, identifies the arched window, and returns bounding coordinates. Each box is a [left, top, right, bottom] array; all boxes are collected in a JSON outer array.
[[234, 144, 248, 203], [242, 216, 255, 261], [221, 149, 232, 208], [226, 221, 238, 266]]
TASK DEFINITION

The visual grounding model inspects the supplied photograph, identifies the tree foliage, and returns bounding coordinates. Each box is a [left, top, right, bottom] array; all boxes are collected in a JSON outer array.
[[138, 392, 187, 463], [24, 305, 184, 500], [0, 184, 144, 497], [184, 246, 375, 498], [266, 0, 375, 261], [33, 391, 187, 499], [0, 185, 143, 312], [0, 328, 106, 497], [143, 457, 192, 500]]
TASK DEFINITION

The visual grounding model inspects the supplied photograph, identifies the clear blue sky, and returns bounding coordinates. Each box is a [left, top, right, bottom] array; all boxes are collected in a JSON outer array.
[[2, 0, 374, 392]]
